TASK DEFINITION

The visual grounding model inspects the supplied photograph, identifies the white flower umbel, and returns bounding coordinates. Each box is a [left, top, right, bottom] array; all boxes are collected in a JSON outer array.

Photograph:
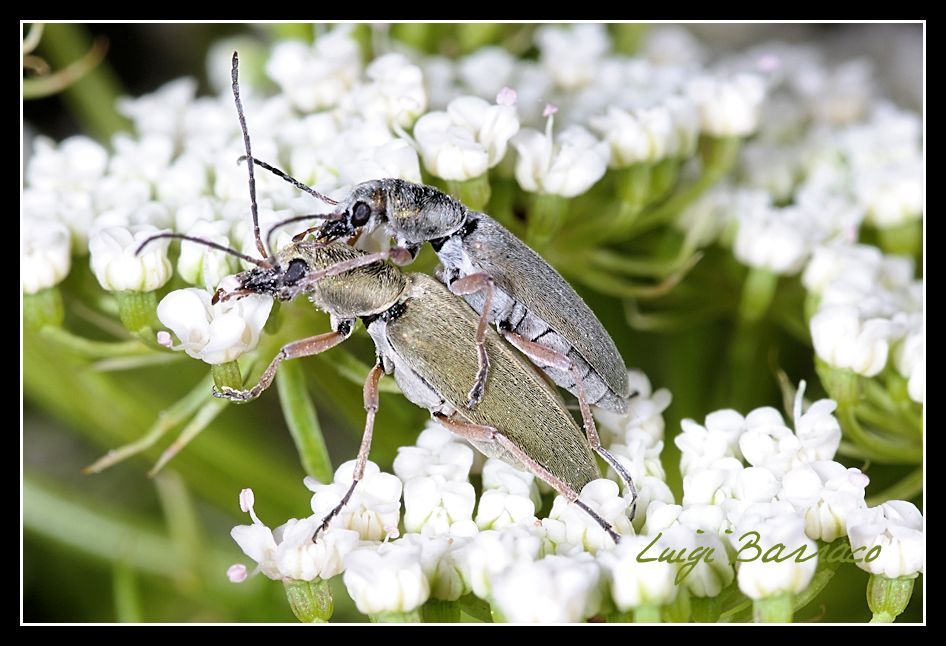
[[453, 526, 546, 599], [686, 73, 767, 138], [792, 383, 843, 464], [266, 27, 362, 112], [402, 476, 477, 537], [176, 219, 237, 291], [339, 138, 423, 186], [733, 205, 815, 275], [737, 408, 801, 477], [594, 370, 672, 448], [779, 461, 869, 542], [847, 500, 925, 578], [480, 458, 541, 507], [345, 53, 426, 128], [23, 218, 71, 294], [810, 306, 895, 377], [895, 326, 925, 403], [457, 46, 517, 99], [590, 105, 676, 168], [117, 77, 197, 142], [475, 489, 537, 530], [413, 93, 520, 181], [544, 479, 635, 554], [343, 540, 431, 615], [27, 135, 108, 193], [535, 23, 610, 91], [660, 523, 735, 598], [156, 287, 273, 365], [491, 553, 603, 623], [393, 423, 475, 483], [512, 117, 609, 198], [89, 224, 173, 292], [802, 243, 884, 296], [398, 534, 472, 601], [307, 460, 402, 541], [229, 487, 360, 582], [598, 535, 679, 611], [675, 410, 745, 476], [854, 162, 924, 228], [733, 511, 818, 600]]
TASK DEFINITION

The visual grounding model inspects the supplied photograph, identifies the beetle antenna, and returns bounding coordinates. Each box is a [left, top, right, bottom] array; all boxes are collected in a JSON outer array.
[[231, 51, 268, 260], [265, 213, 342, 253], [135, 233, 272, 268], [237, 155, 339, 206]]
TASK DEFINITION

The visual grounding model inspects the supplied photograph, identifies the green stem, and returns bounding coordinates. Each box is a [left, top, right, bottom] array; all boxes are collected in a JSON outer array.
[[35, 23, 131, 140], [608, 163, 652, 238], [212, 361, 243, 390], [154, 471, 203, 590], [112, 562, 143, 622], [370, 609, 422, 622], [634, 604, 662, 623], [421, 599, 461, 622], [690, 596, 722, 622], [446, 174, 492, 212], [525, 193, 569, 247], [284, 578, 333, 623], [839, 406, 921, 464], [648, 158, 680, 204], [40, 326, 151, 359], [739, 267, 779, 323], [866, 467, 924, 506], [24, 288, 65, 330], [876, 220, 921, 258], [855, 404, 919, 439], [114, 290, 158, 339], [629, 136, 742, 237], [149, 397, 229, 476], [276, 360, 334, 482], [753, 592, 793, 623]]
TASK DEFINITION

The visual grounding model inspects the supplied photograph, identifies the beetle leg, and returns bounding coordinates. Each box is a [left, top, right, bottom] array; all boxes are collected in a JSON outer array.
[[312, 363, 384, 542], [499, 330, 639, 521], [213, 330, 348, 402], [447, 273, 494, 409], [433, 412, 621, 543]]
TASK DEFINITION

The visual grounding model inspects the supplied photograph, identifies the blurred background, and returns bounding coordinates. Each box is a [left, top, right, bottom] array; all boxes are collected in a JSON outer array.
[[22, 23, 923, 623]]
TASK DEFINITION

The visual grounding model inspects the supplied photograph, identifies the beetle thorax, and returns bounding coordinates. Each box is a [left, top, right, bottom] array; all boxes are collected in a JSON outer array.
[[382, 179, 469, 244]]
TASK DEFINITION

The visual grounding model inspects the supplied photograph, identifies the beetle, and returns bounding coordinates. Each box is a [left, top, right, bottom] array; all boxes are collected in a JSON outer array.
[[214, 237, 624, 543]]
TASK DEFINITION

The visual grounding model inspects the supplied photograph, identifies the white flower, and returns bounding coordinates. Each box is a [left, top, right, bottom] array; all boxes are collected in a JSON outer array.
[[633, 476, 676, 532], [28, 135, 108, 192], [738, 408, 801, 477], [512, 123, 609, 197], [457, 47, 517, 99], [779, 461, 869, 542], [811, 306, 895, 376], [156, 287, 273, 364], [855, 162, 924, 228], [23, 218, 71, 294], [155, 154, 210, 209], [481, 457, 541, 507], [594, 370, 672, 448], [398, 534, 472, 601], [307, 460, 402, 541], [733, 205, 814, 275], [403, 476, 476, 537], [343, 541, 431, 614], [795, 59, 873, 125], [413, 94, 520, 181], [475, 489, 537, 530], [847, 500, 924, 578], [491, 554, 602, 623], [895, 327, 925, 403], [339, 138, 422, 186], [661, 524, 735, 598], [229, 487, 360, 582], [802, 243, 884, 295], [590, 105, 674, 167], [598, 535, 679, 609], [117, 77, 197, 141], [346, 53, 427, 128], [686, 73, 767, 138], [266, 28, 362, 112], [665, 94, 701, 158], [108, 133, 175, 185], [643, 26, 706, 67], [393, 425, 475, 483], [740, 140, 799, 201], [176, 219, 238, 291], [734, 513, 818, 600], [453, 526, 546, 598], [792, 385, 842, 464], [89, 224, 173, 292], [536, 24, 610, 91], [543, 479, 634, 555], [675, 411, 744, 476]]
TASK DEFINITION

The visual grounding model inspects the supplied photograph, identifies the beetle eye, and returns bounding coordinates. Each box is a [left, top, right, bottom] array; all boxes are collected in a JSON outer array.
[[283, 258, 308, 285], [351, 201, 372, 227]]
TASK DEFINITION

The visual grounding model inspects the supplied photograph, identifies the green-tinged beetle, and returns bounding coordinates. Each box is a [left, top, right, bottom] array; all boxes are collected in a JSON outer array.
[[215, 239, 622, 542]]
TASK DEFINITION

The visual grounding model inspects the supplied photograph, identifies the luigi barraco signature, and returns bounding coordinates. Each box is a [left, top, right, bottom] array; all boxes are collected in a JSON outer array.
[[637, 530, 882, 585]]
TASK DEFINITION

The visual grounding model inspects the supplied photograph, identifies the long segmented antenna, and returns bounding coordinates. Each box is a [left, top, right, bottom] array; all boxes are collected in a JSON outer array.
[[231, 52, 268, 260], [238, 156, 339, 206], [265, 213, 342, 254], [135, 233, 272, 268]]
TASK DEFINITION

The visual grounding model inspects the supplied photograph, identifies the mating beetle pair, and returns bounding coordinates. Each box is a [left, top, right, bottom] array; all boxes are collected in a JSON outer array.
[[144, 53, 638, 542]]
